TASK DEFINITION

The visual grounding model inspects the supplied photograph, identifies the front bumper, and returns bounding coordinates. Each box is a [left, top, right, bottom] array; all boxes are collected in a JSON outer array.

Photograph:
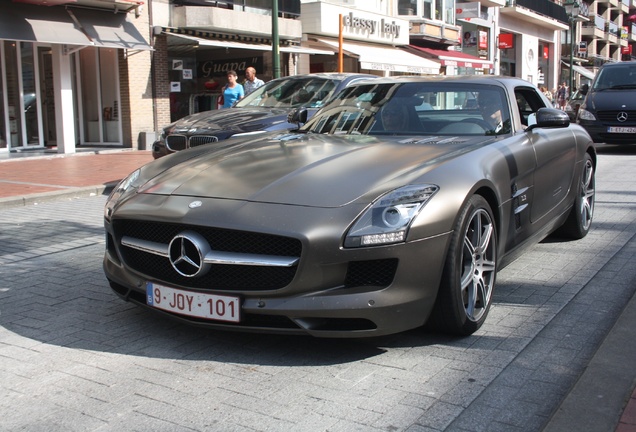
[[103, 194, 451, 338], [578, 121, 636, 145]]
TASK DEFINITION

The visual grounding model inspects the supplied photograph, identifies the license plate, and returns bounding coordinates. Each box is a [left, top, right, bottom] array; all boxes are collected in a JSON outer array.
[[146, 282, 241, 323], [607, 126, 636, 133]]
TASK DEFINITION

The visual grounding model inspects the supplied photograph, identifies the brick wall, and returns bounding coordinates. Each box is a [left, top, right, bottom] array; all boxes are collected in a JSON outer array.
[[153, 35, 172, 130], [119, 9, 155, 149]]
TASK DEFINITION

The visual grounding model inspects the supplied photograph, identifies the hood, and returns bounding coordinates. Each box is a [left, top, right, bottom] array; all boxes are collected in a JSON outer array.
[[140, 133, 492, 207], [170, 106, 295, 135], [586, 89, 636, 111]]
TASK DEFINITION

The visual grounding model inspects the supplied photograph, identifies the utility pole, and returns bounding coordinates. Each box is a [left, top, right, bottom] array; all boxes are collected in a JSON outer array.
[[272, 0, 280, 78]]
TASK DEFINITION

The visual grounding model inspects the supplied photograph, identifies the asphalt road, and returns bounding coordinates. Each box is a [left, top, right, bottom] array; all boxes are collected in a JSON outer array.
[[0, 147, 635, 431]]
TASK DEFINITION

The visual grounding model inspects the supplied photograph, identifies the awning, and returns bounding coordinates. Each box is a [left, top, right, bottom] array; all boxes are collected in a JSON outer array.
[[313, 38, 440, 75], [572, 64, 595, 80], [408, 46, 493, 69], [0, 2, 151, 50], [167, 33, 334, 55]]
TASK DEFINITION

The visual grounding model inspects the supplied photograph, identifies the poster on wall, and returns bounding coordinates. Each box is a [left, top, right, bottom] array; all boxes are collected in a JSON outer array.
[[182, 69, 193, 79], [170, 82, 181, 92]]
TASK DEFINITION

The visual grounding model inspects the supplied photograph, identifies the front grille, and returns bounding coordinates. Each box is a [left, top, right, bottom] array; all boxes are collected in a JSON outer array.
[[189, 135, 219, 147], [597, 111, 636, 123], [114, 220, 302, 291], [344, 259, 398, 288], [166, 134, 187, 151]]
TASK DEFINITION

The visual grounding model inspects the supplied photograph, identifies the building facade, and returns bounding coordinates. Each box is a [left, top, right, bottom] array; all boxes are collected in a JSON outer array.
[[0, 0, 154, 154], [1, 0, 635, 156]]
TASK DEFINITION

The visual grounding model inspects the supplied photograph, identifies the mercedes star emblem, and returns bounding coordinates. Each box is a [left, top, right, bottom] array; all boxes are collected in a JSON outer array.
[[168, 231, 212, 277], [617, 111, 628, 122]]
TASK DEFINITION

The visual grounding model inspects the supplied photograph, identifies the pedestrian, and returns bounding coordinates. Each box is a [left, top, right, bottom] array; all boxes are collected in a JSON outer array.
[[244, 66, 265, 96], [557, 82, 569, 111], [220, 70, 244, 109], [541, 86, 553, 104]]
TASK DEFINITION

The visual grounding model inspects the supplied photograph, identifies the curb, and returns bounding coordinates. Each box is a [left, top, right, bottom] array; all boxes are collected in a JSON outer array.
[[0, 183, 117, 209], [543, 275, 636, 431]]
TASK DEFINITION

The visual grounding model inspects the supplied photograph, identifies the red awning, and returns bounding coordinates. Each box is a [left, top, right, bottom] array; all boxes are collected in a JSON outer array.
[[409, 46, 493, 69]]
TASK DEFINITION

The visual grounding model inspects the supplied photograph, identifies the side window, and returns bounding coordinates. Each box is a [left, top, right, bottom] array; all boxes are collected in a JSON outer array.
[[514, 87, 547, 127]]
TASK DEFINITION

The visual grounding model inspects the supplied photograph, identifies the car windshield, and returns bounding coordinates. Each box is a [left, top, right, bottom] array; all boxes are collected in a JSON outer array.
[[299, 82, 511, 137], [236, 77, 341, 109], [593, 65, 636, 90]]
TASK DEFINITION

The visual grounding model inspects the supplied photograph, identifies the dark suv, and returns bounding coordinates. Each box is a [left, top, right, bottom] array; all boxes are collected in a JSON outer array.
[[576, 61, 636, 144], [152, 73, 377, 159]]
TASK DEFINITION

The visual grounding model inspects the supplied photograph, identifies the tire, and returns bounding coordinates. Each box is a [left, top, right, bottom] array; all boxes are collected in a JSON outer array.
[[430, 195, 497, 336], [556, 153, 595, 239]]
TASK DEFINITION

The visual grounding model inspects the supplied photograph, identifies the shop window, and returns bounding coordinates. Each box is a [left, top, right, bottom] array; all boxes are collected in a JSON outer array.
[[79, 47, 120, 143], [0, 44, 6, 149], [4, 41, 22, 148]]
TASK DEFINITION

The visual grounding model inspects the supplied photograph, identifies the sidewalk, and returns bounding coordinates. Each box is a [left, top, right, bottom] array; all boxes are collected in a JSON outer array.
[[0, 148, 635, 431], [0, 148, 153, 208]]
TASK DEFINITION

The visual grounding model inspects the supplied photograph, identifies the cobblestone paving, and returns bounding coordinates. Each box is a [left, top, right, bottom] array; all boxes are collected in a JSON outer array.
[[0, 150, 635, 431]]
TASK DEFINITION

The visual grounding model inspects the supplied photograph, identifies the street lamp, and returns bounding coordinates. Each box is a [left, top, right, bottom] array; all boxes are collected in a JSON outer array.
[[565, 1, 581, 93]]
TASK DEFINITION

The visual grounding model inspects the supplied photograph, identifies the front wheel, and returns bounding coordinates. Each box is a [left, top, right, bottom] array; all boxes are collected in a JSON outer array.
[[430, 195, 497, 336]]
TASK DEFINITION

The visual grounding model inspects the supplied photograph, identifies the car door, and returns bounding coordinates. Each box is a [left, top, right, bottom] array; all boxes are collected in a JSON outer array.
[[517, 87, 577, 223]]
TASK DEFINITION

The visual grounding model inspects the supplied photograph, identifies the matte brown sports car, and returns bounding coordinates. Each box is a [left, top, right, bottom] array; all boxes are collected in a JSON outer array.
[[104, 76, 596, 337]]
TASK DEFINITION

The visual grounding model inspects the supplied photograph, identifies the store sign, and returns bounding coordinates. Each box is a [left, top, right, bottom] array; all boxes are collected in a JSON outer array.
[[498, 33, 514, 49], [456, 2, 481, 19], [578, 41, 587, 57], [342, 12, 403, 38], [198, 56, 263, 78]]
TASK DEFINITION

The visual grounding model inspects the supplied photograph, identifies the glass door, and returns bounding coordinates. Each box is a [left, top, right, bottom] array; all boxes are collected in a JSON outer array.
[[38, 46, 56, 146]]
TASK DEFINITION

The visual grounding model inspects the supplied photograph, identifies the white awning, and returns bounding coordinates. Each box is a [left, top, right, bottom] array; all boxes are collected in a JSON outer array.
[[313, 38, 440, 75], [0, 2, 151, 50], [572, 64, 595, 80], [167, 33, 333, 55]]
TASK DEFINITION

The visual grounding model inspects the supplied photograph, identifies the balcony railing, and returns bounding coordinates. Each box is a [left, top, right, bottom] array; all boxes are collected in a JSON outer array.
[[606, 21, 619, 36], [582, 14, 605, 31], [506, 0, 568, 24], [171, 0, 301, 17]]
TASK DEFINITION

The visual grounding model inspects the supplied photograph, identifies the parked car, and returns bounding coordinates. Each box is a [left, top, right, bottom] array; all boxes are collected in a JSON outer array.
[[104, 76, 596, 338], [151, 73, 377, 159], [565, 87, 585, 121], [577, 61, 636, 144]]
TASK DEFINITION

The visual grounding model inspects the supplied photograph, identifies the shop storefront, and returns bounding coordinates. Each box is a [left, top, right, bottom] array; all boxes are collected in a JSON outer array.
[[0, 2, 152, 154], [158, 29, 331, 122], [301, 2, 440, 77]]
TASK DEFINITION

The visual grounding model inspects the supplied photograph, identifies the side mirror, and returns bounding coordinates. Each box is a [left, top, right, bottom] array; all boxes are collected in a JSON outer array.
[[580, 83, 589, 95], [287, 107, 308, 126], [526, 108, 570, 131]]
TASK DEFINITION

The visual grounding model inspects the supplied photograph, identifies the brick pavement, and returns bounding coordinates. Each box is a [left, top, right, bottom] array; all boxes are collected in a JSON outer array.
[[0, 148, 635, 431], [0, 150, 153, 206]]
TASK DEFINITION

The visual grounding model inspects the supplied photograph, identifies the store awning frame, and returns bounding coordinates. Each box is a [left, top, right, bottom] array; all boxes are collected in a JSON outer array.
[[0, 2, 151, 51], [408, 46, 493, 69], [572, 64, 595, 80], [166, 33, 334, 56], [313, 38, 440, 75]]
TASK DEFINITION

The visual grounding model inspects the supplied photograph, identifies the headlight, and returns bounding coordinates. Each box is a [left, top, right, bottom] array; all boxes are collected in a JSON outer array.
[[104, 169, 142, 220], [577, 107, 596, 121], [344, 184, 439, 248]]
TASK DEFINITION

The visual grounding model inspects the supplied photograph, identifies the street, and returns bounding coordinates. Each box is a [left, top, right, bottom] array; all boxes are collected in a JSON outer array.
[[1, 147, 635, 432]]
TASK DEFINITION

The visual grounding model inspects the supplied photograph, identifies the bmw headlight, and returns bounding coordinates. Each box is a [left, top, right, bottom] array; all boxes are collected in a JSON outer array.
[[577, 107, 596, 121], [104, 169, 142, 220], [344, 184, 439, 248]]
